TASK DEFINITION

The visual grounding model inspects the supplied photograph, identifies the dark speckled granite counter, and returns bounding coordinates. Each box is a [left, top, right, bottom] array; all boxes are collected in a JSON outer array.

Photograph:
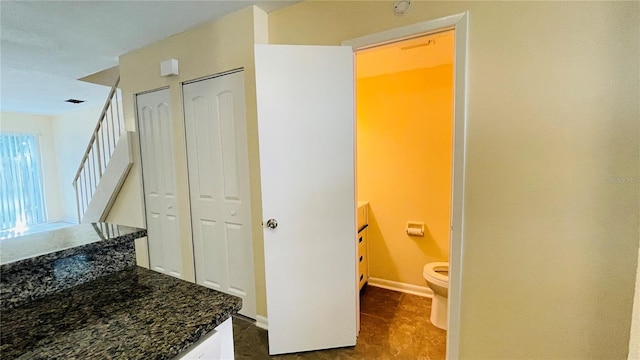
[[1, 266, 242, 359], [1, 223, 147, 309], [1, 222, 146, 265]]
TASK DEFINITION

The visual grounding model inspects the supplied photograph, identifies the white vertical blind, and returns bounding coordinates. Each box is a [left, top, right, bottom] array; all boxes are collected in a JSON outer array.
[[0, 132, 46, 230]]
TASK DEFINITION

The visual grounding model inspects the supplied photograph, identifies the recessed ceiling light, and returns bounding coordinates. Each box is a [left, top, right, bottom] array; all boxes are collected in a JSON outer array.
[[65, 99, 85, 104]]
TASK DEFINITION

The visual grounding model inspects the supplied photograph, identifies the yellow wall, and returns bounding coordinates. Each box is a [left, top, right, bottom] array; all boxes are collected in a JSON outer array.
[[269, 1, 640, 358], [357, 62, 453, 286], [111, 6, 268, 317]]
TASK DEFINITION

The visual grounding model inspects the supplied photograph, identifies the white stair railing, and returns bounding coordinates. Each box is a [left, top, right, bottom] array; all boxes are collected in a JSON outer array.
[[72, 77, 124, 223]]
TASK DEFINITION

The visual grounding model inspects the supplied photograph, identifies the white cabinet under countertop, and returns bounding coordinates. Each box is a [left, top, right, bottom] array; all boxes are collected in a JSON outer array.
[[357, 202, 369, 290], [176, 317, 234, 360]]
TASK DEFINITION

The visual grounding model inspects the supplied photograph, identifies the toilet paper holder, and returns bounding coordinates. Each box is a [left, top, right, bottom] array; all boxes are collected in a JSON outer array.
[[406, 221, 424, 236]]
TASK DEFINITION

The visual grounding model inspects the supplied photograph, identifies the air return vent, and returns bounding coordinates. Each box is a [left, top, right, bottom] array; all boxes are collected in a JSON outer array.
[[65, 99, 85, 104]]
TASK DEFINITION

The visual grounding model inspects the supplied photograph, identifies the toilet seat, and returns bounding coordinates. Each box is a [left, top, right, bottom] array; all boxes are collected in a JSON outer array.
[[423, 262, 449, 288]]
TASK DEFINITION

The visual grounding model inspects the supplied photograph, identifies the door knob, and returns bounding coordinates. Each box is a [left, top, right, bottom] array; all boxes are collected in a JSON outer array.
[[266, 219, 278, 230]]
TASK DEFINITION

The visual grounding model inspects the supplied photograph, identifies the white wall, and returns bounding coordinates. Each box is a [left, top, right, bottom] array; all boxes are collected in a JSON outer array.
[[51, 106, 102, 222], [0, 111, 62, 221]]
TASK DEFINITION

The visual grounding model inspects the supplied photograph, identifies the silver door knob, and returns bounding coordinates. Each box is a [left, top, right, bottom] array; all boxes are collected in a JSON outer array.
[[266, 219, 278, 230]]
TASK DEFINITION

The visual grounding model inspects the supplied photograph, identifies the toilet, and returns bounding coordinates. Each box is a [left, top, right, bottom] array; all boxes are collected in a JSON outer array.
[[423, 262, 449, 330]]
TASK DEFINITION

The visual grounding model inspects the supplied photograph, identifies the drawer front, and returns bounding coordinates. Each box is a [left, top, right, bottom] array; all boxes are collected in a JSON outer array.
[[358, 251, 368, 275], [357, 226, 368, 289], [357, 231, 365, 248], [358, 259, 368, 289]]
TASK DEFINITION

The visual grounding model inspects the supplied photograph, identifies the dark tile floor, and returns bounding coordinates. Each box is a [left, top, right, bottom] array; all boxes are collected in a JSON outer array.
[[233, 285, 446, 359]]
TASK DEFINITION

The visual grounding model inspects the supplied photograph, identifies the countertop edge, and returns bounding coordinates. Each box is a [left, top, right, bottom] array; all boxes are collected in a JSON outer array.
[[1, 228, 147, 270]]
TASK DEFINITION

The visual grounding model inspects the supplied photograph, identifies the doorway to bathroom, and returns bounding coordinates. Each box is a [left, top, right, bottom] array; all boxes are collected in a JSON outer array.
[[351, 25, 460, 359], [253, 12, 468, 357], [343, 14, 468, 357]]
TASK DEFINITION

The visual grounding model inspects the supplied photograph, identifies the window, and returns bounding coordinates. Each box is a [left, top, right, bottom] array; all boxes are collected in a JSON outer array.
[[0, 132, 46, 231]]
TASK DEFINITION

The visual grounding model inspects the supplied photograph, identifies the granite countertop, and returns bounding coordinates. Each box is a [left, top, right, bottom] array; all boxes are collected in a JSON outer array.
[[0, 223, 147, 265], [1, 223, 148, 309], [0, 266, 242, 360]]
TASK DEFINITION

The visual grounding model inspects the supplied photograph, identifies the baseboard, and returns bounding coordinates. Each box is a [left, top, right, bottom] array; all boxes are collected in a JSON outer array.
[[255, 315, 268, 330], [47, 217, 77, 224], [367, 277, 433, 298]]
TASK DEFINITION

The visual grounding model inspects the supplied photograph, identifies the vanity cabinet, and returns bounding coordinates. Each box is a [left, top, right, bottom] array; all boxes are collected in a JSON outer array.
[[357, 202, 369, 290]]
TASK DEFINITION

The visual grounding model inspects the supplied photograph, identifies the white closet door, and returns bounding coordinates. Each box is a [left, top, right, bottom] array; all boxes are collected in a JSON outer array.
[[183, 70, 257, 319], [136, 88, 183, 279]]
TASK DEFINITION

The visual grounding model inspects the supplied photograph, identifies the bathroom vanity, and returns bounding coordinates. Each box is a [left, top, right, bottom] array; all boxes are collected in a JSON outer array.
[[0, 223, 241, 359], [357, 202, 369, 290]]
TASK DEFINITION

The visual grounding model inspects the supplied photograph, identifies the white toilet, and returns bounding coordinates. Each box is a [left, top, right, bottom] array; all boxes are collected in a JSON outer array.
[[423, 262, 449, 330]]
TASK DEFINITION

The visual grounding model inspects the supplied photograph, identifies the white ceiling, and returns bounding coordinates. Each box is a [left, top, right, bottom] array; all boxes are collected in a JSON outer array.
[[0, 1, 297, 115]]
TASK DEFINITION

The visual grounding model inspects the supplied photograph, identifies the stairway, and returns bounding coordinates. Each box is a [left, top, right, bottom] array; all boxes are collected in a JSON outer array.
[[72, 78, 134, 223]]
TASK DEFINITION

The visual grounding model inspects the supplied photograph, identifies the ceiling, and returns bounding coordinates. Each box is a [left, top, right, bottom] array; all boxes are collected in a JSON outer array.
[[0, 1, 297, 115]]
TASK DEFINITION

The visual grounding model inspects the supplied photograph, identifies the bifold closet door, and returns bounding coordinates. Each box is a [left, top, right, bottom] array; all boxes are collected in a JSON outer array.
[[136, 88, 184, 279], [183, 70, 257, 319]]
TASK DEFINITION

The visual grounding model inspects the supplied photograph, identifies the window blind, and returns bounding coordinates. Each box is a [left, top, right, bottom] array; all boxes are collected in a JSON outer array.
[[0, 132, 46, 230]]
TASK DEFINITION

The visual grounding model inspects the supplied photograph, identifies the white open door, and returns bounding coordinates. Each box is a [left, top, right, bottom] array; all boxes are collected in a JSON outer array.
[[255, 44, 356, 355]]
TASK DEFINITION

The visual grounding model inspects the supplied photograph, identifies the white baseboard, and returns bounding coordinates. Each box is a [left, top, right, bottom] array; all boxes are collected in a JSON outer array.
[[367, 277, 433, 298], [256, 315, 269, 330], [255, 315, 268, 330], [47, 217, 77, 224]]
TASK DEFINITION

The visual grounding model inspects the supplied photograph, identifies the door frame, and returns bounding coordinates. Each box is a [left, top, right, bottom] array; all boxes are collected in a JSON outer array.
[[343, 12, 469, 359]]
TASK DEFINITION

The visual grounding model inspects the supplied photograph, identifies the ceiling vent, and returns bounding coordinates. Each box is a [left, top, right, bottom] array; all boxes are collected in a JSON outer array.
[[65, 99, 85, 104]]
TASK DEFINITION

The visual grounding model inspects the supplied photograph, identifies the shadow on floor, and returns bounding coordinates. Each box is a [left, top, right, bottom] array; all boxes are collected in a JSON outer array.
[[233, 286, 446, 360]]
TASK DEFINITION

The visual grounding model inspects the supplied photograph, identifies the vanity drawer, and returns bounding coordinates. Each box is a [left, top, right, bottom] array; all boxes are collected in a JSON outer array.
[[358, 250, 368, 274], [357, 227, 367, 248], [357, 227, 368, 289], [358, 259, 368, 289]]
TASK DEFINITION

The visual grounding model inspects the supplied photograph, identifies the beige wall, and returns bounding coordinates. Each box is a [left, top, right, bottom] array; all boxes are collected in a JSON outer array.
[[112, 6, 268, 317], [269, 1, 640, 358], [52, 106, 102, 222], [357, 64, 453, 286], [631, 246, 640, 359], [0, 112, 63, 222]]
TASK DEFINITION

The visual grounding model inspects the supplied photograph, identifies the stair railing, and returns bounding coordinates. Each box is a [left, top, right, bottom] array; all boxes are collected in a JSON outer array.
[[72, 77, 124, 223]]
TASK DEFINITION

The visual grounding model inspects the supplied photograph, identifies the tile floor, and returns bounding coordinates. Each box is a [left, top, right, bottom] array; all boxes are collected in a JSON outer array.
[[233, 285, 446, 360]]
